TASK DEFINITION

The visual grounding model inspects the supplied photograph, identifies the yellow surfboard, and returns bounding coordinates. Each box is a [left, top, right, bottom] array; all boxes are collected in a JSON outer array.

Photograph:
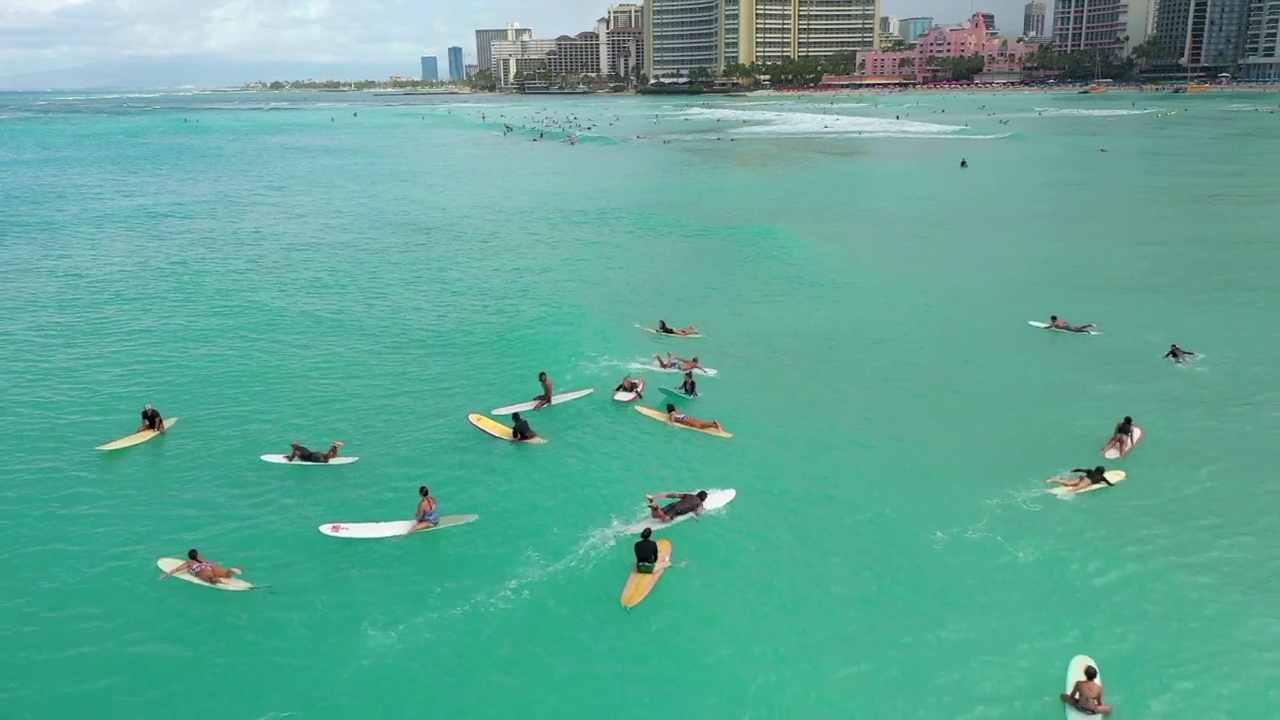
[[621, 539, 672, 608], [467, 413, 547, 444], [96, 417, 180, 451], [634, 405, 732, 438]]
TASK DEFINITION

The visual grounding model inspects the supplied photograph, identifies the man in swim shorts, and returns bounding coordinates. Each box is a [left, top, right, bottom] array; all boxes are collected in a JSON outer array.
[[511, 413, 537, 441], [533, 372, 553, 410], [1048, 315, 1096, 333], [1060, 664, 1112, 715], [138, 404, 165, 432], [634, 527, 659, 573], [646, 490, 708, 522], [285, 441, 344, 463]]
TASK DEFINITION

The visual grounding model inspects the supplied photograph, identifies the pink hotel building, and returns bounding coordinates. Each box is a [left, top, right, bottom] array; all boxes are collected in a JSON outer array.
[[858, 13, 1033, 82]]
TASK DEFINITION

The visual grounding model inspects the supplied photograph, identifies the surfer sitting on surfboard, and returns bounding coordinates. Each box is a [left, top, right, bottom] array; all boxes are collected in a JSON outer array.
[[1100, 417, 1134, 457], [1163, 344, 1196, 364], [665, 403, 722, 432], [158, 549, 242, 585], [656, 320, 699, 336], [679, 372, 698, 397], [634, 528, 665, 574], [646, 491, 708, 523], [285, 441, 344, 464], [615, 375, 643, 399], [407, 486, 439, 535], [654, 353, 703, 372], [1061, 664, 1112, 715], [1047, 316, 1096, 333], [510, 413, 538, 442], [138, 404, 166, 433], [532, 372, 553, 410], [1046, 466, 1114, 494]]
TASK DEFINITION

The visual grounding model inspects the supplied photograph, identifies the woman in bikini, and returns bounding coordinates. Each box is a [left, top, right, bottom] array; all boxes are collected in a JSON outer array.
[[158, 549, 242, 585], [665, 403, 722, 432]]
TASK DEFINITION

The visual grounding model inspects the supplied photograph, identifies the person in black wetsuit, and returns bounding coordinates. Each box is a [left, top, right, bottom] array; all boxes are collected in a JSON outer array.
[[511, 413, 537, 442], [1163, 344, 1196, 364], [285, 441, 344, 463], [1101, 416, 1135, 457], [634, 527, 659, 573], [138, 404, 165, 433], [645, 490, 708, 522], [679, 371, 698, 398], [1047, 465, 1114, 493]]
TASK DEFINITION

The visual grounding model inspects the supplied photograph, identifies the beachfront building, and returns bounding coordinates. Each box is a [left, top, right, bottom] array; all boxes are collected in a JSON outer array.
[[900, 16, 934, 41], [1151, 0, 1251, 75], [491, 32, 604, 88], [447, 46, 464, 81], [476, 23, 533, 76], [1051, 0, 1154, 54], [420, 56, 439, 81], [598, 4, 646, 79], [857, 12, 1032, 81], [880, 15, 901, 45], [1242, 0, 1280, 79], [980, 12, 999, 37], [1023, 1, 1046, 37], [645, 0, 721, 77]]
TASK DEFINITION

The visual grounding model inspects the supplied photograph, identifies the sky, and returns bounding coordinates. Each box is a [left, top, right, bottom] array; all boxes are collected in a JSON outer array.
[[0, 0, 1028, 87]]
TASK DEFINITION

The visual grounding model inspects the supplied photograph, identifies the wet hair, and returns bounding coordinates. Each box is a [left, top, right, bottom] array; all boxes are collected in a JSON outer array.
[[641, 527, 652, 539], [690, 356, 698, 362], [1094, 466, 1105, 474], [1050, 315, 1058, 321], [1084, 665, 1097, 681], [512, 412, 522, 421], [684, 371, 693, 378], [538, 372, 547, 380], [419, 485, 429, 497], [696, 490, 708, 501], [1123, 416, 1132, 423], [666, 403, 676, 412], [187, 548, 199, 560]]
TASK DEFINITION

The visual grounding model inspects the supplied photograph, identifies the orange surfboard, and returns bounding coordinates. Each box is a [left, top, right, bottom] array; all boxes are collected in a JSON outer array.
[[621, 539, 673, 608]]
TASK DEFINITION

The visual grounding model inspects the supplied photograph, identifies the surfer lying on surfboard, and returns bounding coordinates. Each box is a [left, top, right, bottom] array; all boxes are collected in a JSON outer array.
[[1047, 315, 1096, 333], [665, 403, 722, 432], [533, 372, 553, 410], [1100, 417, 1134, 457], [407, 486, 439, 535], [615, 375, 644, 399], [285, 441, 344, 463], [654, 353, 704, 372], [139, 404, 166, 433], [158, 549, 242, 585], [511, 413, 539, 442], [1163, 344, 1196, 364], [646, 490, 708, 523], [656, 320, 699, 336], [1046, 466, 1114, 494], [1061, 664, 1112, 715]]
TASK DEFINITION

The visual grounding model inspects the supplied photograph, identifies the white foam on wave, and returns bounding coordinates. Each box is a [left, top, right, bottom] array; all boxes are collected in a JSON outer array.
[[676, 106, 985, 138], [1036, 108, 1153, 117]]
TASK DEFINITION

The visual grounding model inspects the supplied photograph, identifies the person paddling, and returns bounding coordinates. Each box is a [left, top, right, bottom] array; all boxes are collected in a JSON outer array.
[[634, 528, 663, 573], [1163, 344, 1196, 364], [1047, 315, 1096, 333], [665, 403, 722, 432], [406, 486, 439, 536], [645, 490, 708, 522], [511, 412, 539, 442], [656, 320, 698, 336], [158, 549, 242, 585], [284, 441, 344, 463], [1100, 416, 1135, 457], [615, 375, 643, 398], [1046, 466, 1114, 494]]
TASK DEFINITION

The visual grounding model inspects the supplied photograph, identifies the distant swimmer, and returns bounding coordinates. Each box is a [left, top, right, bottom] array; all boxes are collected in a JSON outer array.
[[1046, 466, 1115, 494], [664, 403, 723, 432], [158, 548, 242, 585], [654, 353, 704, 372], [1048, 315, 1096, 333], [1101, 416, 1135, 457], [139, 404, 166, 433], [533, 372, 553, 410], [633, 527, 666, 573], [510, 412, 539, 442], [1061, 663, 1112, 714], [645, 490, 709, 523], [1163, 344, 1196, 364], [615, 375, 644, 399], [960, 158, 968, 168], [406, 486, 439, 535], [656, 320, 699, 336], [679, 371, 698, 398], [285, 441, 344, 463]]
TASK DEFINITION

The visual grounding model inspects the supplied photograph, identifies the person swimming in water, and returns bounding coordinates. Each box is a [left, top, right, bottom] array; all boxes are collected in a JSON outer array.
[[1101, 416, 1135, 457], [532, 372, 553, 410], [1046, 466, 1114, 493], [284, 441, 344, 463], [1060, 663, 1112, 714], [960, 158, 968, 168], [1048, 315, 1096, 333], [615, 375, 643, 398], [656, 320, 699, 336], [138, 404, 166, 433], [406, 486, 439, 535], [678, 371, 698, 398], [511, 412, 538, 442], [634, 527, 662, 573], [1163, 344, 1196, 364], [664, 403, 722, 431], [158, 548, 243, 585], [645, 490, 709, 523]]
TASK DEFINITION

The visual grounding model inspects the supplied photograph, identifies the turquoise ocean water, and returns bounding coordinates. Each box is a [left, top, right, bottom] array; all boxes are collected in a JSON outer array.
[[2, 88, 1278, 718]]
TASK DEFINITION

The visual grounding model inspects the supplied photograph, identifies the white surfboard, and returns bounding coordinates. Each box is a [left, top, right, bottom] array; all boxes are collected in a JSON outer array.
[[491, 388, 594, 415], [1050, 470, 1127, 497], [260, 454, 360, 465], [637, 362, 718, 377], [1029, 321, 1100, 335], [624, 489, 736, 533], [318, 514, 480, 539], [613, 377, 645, 403], [1102, 426, 1143, 460], [156, 557, 253, 591], [1063, 655, 1103, 719], [636, 324, 703, 338]]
